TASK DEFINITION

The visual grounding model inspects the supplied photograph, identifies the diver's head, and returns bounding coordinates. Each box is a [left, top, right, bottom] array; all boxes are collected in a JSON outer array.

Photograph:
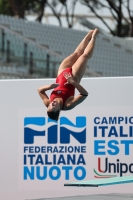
[[47, 100, 60, 121]]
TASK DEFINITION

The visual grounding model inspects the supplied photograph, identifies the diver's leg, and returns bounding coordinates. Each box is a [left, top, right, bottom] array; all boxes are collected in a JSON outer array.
[[72, 28, 99, 82], [57, 30, 94, 76]]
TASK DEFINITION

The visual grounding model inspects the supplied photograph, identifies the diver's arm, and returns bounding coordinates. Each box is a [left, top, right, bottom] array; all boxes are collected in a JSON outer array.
[[37, 83, 59, 107], [38, 83, 59, 93], [71, 81, 88, 96]]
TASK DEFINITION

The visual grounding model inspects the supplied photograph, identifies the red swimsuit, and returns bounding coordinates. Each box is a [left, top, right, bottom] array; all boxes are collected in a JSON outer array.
[[50, 68, 75, 110]]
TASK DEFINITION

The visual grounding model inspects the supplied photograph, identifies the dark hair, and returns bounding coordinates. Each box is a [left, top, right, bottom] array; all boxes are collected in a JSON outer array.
[[47, 110, 60, 121]]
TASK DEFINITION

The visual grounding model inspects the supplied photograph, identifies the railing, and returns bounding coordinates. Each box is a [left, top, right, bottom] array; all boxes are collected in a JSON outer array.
[[0, 28, 61, 78]]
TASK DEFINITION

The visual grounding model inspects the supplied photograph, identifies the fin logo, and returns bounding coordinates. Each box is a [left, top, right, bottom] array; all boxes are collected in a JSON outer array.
[[24, 116, 86, 144]]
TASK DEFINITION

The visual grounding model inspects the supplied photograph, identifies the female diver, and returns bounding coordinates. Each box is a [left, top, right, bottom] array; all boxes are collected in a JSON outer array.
[[38, 28, 99, 120]]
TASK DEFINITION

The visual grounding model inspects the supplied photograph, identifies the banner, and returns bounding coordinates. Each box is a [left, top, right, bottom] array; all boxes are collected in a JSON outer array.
[[0, 77, 133, 200]]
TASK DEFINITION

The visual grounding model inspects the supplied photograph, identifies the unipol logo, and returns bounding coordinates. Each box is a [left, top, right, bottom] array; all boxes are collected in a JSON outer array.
[[24, 116, 86, 144]]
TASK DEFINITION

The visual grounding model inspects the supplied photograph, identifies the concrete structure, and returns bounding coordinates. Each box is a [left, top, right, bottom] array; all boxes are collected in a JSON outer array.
[[0, 15, 133, 79]]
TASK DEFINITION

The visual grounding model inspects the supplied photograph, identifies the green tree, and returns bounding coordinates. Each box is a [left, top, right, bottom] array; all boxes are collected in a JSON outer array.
[[45, 0, 78, 27], [126, 0, 133, 36], [113, 22, 130, 37], [6, 0, 47, 20], [80, 0, 133, 37], [6, 0, 78, 27], [2, 0, 133, 36], [0, 0, 13, 15], [8, 0, 24, 18], [24, 0, 47, 22]]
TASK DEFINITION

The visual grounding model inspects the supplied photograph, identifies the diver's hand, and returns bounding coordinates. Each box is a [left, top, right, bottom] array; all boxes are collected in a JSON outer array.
[[63, 72, 74, 85], [50, 83, 60, 89]]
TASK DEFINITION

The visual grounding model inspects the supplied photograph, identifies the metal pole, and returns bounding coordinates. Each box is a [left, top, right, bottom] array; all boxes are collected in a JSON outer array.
[[46, 54, 50, 77], [52, 62, 56, 78], [29, 52, 33, 74], [2, 29, 5, 53], [23, 43, 27, 65], [6, 40, 10, 63]]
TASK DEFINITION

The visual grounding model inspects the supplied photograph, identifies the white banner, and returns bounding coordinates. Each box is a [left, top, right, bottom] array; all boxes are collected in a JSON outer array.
[[0, 77, 133, 200]]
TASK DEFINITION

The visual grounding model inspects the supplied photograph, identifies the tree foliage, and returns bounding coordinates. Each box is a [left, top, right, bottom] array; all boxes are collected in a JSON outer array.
[[0, 0, 133, 37], [5, 0, 77, 27], [46, 0, 78, 27], [0, 0, 13, 15], [80, 0, 133, 37]]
